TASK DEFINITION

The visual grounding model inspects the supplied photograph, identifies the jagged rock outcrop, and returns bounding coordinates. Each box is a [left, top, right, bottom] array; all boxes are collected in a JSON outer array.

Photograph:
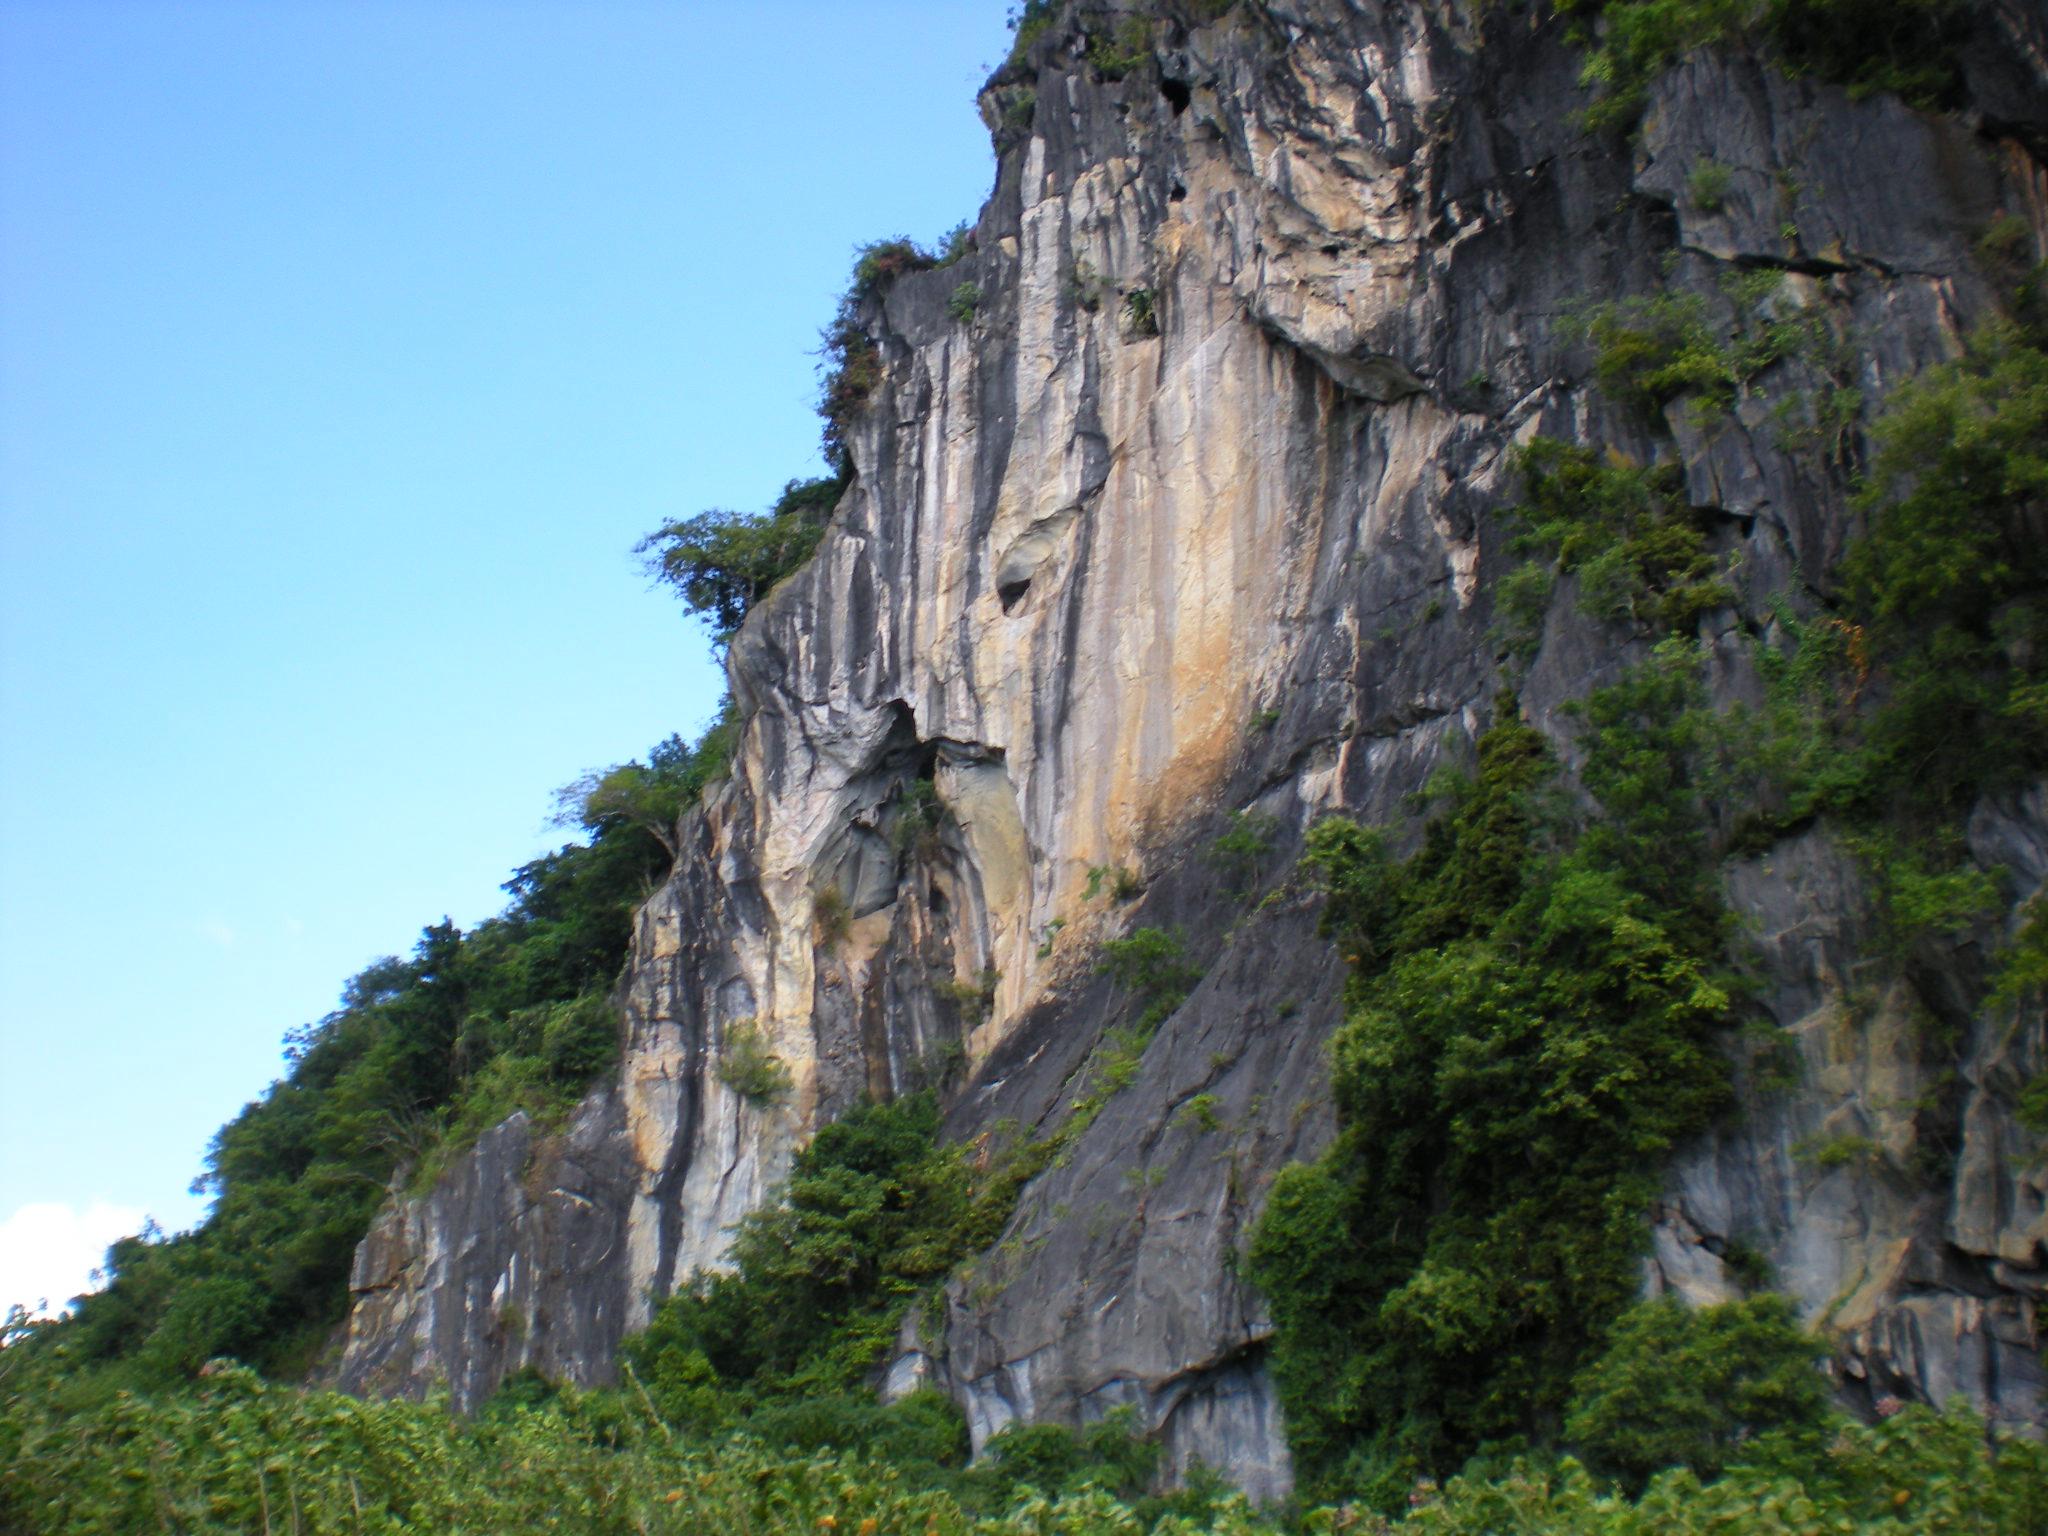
[[331, 0, 2048, 1499]]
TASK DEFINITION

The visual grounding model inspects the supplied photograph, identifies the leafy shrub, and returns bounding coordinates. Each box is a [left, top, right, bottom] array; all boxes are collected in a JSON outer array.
[[1792, 1130, 1882, 1170], [715, 1019, 793, 1105], [1725, 607, 1873, 836], [1173, 1093, 1225, 1133], [1206, 810, 1280, 897], [746, 1388, 969, 1473], [624, 1094, 1029, 1414], [818, 235, 968, 468], [1838, 325, 2048, 816], [1574, 277, 1814, 418], [813, 884, 852, 946], [1006, 0, 1059, 68], [1847, 829, 2002, 953], [1085, 863, 1142, 901], [1732, 328, 2048, 832], [1507, 440, 1733, 640], [2016, 1072, 2048, 1135], [974, 1406, 1160, 1502], [1566, 638, 1733, 934], [1086, 15, 1152, 79], [891, 774, 944, 855], [939, 968, 1001, 1026], [1099, 926, 1199, 1024], [1685, 158, 1733, 211], [1561, 1294, 1831, 1490], [947, 280, 983, 323], [540, 991, 620, 1083], [1491, 560, 1557, 660], [1251, 700, 1732, 1506], [1568, 0, 1966, 134], [1580, 291, 1745, 410], [637, 475, 844, 644], [555, 720, 737, 866], [1993, 896, 2048, 1011]]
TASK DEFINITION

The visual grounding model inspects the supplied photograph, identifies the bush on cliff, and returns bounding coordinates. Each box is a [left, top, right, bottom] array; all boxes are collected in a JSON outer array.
[[637, 474, 845, 645], [1561, 1294, 1831, 1490], [1568, 0, 1968, 132], [1248, 697, 1734, 1507], [623, 1092, 1022, 1420]]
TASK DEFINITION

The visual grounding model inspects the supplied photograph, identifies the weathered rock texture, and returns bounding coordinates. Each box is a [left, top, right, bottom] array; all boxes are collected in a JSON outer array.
[[331, 0, 2048, 1499]]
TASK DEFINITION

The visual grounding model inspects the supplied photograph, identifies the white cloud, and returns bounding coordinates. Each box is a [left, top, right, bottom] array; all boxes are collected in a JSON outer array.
[[0, 1200, 151, 1318], [196, 917, 237, 949]]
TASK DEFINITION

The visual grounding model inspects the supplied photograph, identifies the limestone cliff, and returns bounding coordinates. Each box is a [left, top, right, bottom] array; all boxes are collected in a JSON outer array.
[[330, 0, 2048, 1498]]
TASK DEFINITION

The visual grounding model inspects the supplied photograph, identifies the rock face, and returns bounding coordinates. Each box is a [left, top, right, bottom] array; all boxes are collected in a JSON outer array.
[[330, 0, 2048, 1499]]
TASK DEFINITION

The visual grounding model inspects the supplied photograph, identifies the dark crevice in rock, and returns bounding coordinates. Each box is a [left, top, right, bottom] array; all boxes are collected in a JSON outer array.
[[1711, 248, 1861, 277]]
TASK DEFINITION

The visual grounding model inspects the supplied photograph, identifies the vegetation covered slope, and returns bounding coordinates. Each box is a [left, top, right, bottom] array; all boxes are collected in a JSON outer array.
[[35, 722, 725, 1391]]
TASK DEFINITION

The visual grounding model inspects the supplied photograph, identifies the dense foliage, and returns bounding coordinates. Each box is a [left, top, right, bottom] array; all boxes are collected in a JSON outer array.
[[1248, 699, 1735, 1507], [622, 1093, 1029, 1423], [1836, 324, 2048, 820], [4, 1352, 2040, 1536], [1499, 439, 1733, 651], [637, 474, 846, 644], [1394, 1401, 2047, 1536], [1560, 1295, 1830, 1491], [1565, 0, 1969, 131], [0, 1360, 1239, 1536]]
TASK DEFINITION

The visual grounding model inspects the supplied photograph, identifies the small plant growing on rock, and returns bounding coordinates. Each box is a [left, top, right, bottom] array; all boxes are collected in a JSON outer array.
[[716, 1018, 793, 1105], [1792, 1130, 1883, 1171], [1687, 158, 1733, 212], [813, 884, 852, 947], [1207, 810, 1281, 899], [1099, 927, 1198, 1024], [1086, 14, 1152, 80], [891, 775, 944, 856], [1084, 864, 1142, 901], [939, 968, 1000, 1025], [1066, 258, 1105, 313], [947, 281, 983, 324], [1173, 1093, 1225, 1133]]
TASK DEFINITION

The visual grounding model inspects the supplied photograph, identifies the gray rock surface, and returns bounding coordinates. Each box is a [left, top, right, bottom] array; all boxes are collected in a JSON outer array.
[[330, 0, 2048, 1495]]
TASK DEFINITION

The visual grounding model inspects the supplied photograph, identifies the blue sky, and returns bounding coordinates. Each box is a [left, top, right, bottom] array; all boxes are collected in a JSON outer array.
[[0, 0, 1001, 1313]]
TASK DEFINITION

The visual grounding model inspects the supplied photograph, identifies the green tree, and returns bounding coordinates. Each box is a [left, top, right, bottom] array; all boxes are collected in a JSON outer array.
[[1562, 1294, 1831, 1491], [1250, 700, 1732, 1506], [637, 475, 844, 642]]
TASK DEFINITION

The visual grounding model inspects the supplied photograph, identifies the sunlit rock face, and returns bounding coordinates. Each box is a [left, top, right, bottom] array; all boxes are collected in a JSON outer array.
[[331, 0, 2048, 1497]]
